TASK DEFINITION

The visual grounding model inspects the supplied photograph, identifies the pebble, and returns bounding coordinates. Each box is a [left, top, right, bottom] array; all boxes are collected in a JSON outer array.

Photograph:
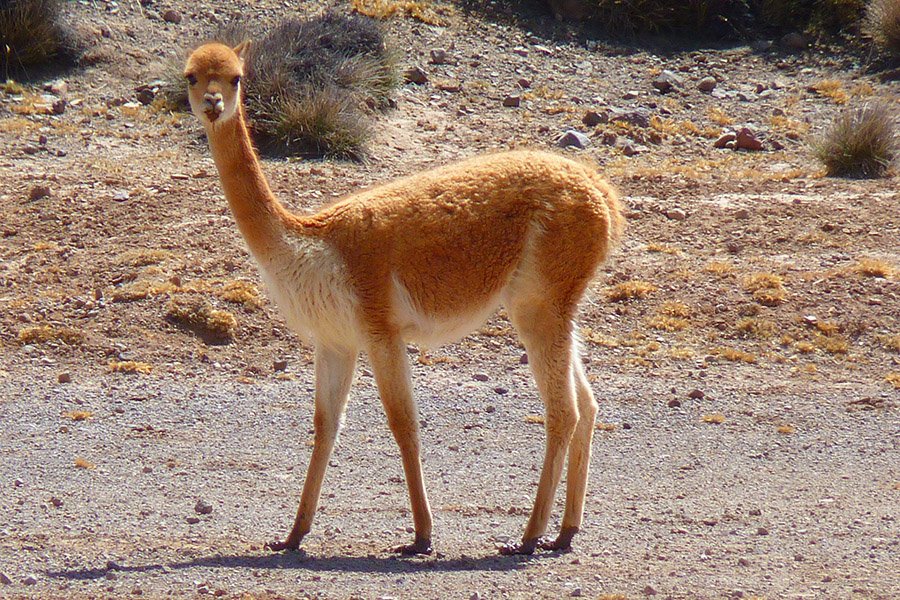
[[697, 76, 717, 92], [652, 70, 683, 93], [14, 478, 23, 487], [609, 107, 651, 128], [738, 557, 751, 566], [757, 526, 769, 535], [557, 130, 591, 149], [688, 389, 705, 399], [29, 185, 51, 201], [582, 110, 607, 127], [473, 373, 489, 382], [642, 585, 657, 596], [667, 399, 681, 408], [162, 9, 182, 24], [470, 593, 482, 600], [517, 78, 531, 88], [519, 353, 528, 365], [493, 387, 508, 395], [273, 359, 288, 372], [0, 572, 11, 585], [429, 48, 449, 64], [571, 588, 583, 597], [50, 496, 63, 507], [664, 208, 687, 221], [622, 90, 639, 100], [194, 499, 213, 515], [435, 80, 461, 92], [502, 95, 521, 108], [132, 587, 144, 595], [186, 516, 200, 524], [619, 141, 648, 156], [781, 32, 807, 50], [23, 575, 38, 586], [58, 372, 72, 384], [403, 66, 428, 85], [734, 208, 750, 220], [485, 405, 496, 413], [735, 128, 763, 151]]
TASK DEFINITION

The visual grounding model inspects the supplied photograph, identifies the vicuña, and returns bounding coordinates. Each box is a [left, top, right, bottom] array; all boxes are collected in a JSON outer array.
[[184, 42, 624, 556]]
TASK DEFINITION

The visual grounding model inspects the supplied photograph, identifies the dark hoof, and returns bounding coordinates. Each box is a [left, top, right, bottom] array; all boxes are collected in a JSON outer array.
[[498, 537, 539, 556], [393, 535, 433, 556], [265, 539, 300, 552], [538, 526, 578, 552]]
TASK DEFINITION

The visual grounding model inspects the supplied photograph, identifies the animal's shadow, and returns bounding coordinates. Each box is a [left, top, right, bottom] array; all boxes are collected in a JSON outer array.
[[45, 547, 557, 581]]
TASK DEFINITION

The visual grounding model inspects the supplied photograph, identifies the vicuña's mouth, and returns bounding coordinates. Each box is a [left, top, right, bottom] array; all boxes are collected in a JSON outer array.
[[204, 109, 220, 122]]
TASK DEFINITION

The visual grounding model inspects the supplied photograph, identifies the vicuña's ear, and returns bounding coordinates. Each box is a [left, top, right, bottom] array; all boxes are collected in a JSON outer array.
[[233, 40, 251, 63]]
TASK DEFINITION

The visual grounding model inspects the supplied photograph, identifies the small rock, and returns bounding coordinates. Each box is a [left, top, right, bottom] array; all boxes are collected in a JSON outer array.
[[485, 405, 496, 413], [142, 466, 153, 473], [100, 25, 111, 38], [738, 557, 751, 567], [0, 572, 11, 585], [58, 372, 72, 384], [162, 9, 182, 24], [473, 373, 489, 382], [772, 107, 786, 117], [726, 242, 741, 254], [113, 190, 130, 202], [714, 132, 736, 149], [493, 387, 508, 395], [135, 88, 155, 105], [748, 508, 762, 516], [13, 479, 23, 487], [511, 46, 529, 57], [273, 359, 288, 372], [619, 141, 647, 157], [664, 208, 687, 221], [756, 526, 769, 535], [750, 39, 773, 51], [688, 389, 705, 400], [781, 32, 807, 50], [622, 422, 632, 429], [734, 208, 750, 220], [132, 587, 144, 595], [50, 496, 63, 508], [609, 107, 651, 128], [403, 66, 428, 85], [642, 585, 657, 596], [519, 353, 528, 365], [822, 575, 833, 582], [105, 571, 118, 581], [735, 128, 763, 151], [571, 588, 583, 597], [29, 185, 51, 201], [23, 145, 40, 155], [697, 76, 717, 93], [186, 516, 200, 524], [517, 78, 531, 89], [502, 95, 521, 108], [214, 590, 226, 597], [52, 99, 66, 114], [435, 79, 461, 92], [38, 135, 48, 145], [194, 499, 213, 515], [702, 518, 718, 526], [23, 575, 38, 586], [45, 80, 68, 97], [667, 399, 681, 408], [652, 70, 683, 93], [622, 90, 639, 100], [794, 554, 804, 561], [582, 110, 607, 127], [470, 593, 481, 600], [429, 48, 448, 64], [557, 130, 591, 149]]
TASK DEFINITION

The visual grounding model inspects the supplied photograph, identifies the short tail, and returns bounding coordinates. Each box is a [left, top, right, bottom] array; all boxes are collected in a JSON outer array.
[[589, 170, 626, 253]]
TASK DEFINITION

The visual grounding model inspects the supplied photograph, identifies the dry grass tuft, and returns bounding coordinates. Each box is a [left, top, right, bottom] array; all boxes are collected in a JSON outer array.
[[815, 102, 896, 178], [18, 325, 85, 346], [524, 414, 545, 424], [815, 334, 849, 354], [777, 424, 796, 435], [595, 422, 618, 432], [109, 361, 153, 374], [669, 347, 695, 360], [0, 0, 81, 75], [115, 249, 174, 267], [64, 410, 92, 421], [702, 413, 726, 424], [648, 315, 690, 332], [218, 280, 262, 308], [166, 296, 237, 344], [714, 347, 757, 363], [886, 372, 900, 389], [606, 280, 657, 302], [865, 0, 900, 55], [744, 272, 787, 306], [878, 334, 900, 352], [811, 79, 848, 104], [659, 301, 691, 318], [853, 257, 894, 278], [707, 106, 734, 126], [351, 0, 454, 25], [795, 340, 816, 354], [737, 318, 776, 339], [74, 457, 95, 469], [597, 595, 628, 600], [645, 243, 680, 254], [704, 261, 734, 276]]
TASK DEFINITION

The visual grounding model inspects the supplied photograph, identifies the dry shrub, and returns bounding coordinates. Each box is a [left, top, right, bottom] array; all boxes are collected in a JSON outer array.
[[737, 317, 776, 338], [606, 280, 657, 302], [744, 272, 787, 306], [714, 347, 757, 363], [777, 424, 796, 434], [853, 257, 894, 278], [0, 0, 80, 75], [64, 410, 92, 421], [795, 340, 816, 353], [878, 334, 900, 352], [865, 0, 900, 55], [886, 372, 900, 388], [165, 296, 237, 344], [596, 422, 617, 431], [815, 103, 896, 178], [115, 249, 174, 267], [219, 280, 261, 308], [109, 361, 153, 374], [524, 414, 545, 424], [648, 315, 689, 332], [704, 260, 735, 276], [659, 301, 691, 318], [209, 12, 398, 158], [645, 242, 680, 254], [74, 457, 95, 469], [351, 0, 454, 25], [18, 325, 84, 346], [702, 413, 726, 424], [815, 334, 849, 354], [811, 79, 848, 104]]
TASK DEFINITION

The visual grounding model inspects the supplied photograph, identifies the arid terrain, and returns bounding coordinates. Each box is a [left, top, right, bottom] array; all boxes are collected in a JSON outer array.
[[0, 1, 898, 599]]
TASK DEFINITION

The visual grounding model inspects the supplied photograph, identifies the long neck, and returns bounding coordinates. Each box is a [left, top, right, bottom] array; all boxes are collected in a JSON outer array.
[[206, 107, 287, 257]]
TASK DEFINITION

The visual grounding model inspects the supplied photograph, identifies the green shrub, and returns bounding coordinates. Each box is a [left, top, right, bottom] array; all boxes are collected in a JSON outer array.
[[865, 0, 900, 55], [0, 0, 78, 75], [163, 11, 398, 159], [815, 103, 896, 178]]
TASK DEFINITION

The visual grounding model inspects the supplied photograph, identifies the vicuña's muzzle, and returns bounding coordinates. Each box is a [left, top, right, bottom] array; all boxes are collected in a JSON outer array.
[[203, 92, 225, 120]]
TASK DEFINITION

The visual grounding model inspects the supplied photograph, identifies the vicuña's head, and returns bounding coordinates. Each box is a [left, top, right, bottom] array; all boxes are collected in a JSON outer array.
[[184, 41, 249, 127]]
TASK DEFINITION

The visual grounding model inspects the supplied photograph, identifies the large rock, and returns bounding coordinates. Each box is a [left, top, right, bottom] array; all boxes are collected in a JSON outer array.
[[652, 70, 684, 93], [557, 130, 591, 149]]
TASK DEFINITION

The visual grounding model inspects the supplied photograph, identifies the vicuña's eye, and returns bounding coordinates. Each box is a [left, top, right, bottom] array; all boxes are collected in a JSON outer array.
[[186, 74, 197, 86], [231, 75, 241, 87]]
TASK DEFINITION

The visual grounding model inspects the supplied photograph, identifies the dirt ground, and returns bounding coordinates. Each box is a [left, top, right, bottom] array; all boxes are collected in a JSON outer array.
[[0, 1, 898, 599]]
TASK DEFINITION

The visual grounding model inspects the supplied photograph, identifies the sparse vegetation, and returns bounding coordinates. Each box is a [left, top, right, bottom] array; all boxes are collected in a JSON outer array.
[[886, 372, 900, 388], [74, 457, 95, 469], [0, 0, 80, 75], [702, 413, 726, 424], [606, 280, 657, 302], [165, 296, 237, 344], [815, 102, 896, 178], [704, 261, 735, 276], [815, 334, 850, 354], [743, 272, 787, 306], [865, 0, 900, 55], [351, 0, 454, 25], [853, 257, 893, 278], [17, 325, 84, 346], [114, 248, 174, 267], [737, 317, 776, 338], [714, 347, 758, 363], [64, 410, 92, 421], [108, 360, 153, 374], [777, 424, 796, 434]]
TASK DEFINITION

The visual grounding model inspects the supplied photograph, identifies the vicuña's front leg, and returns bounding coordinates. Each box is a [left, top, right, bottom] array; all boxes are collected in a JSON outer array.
[[267, 344, 357, 552], [368, 336, 433, 555]]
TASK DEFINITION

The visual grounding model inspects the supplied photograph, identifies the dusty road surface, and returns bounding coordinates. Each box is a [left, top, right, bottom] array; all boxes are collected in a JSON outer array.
[[1, 0, 898, 598]]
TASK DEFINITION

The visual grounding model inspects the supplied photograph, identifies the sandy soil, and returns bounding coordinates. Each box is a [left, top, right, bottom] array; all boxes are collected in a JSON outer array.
[[0, 1, 898, 598]]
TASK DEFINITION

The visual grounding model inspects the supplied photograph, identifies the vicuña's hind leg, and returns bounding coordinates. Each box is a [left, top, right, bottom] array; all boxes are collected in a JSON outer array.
[[368, 335, 433, 555], [267, 344, 357, 551], [539, 351, 596, 552], [500, 302, 578, 555]]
